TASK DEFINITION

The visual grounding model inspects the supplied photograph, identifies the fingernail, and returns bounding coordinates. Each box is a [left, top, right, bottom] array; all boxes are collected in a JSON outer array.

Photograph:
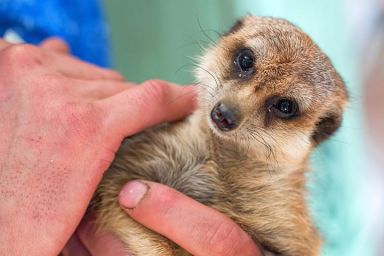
[[119, 181, 149, 209]]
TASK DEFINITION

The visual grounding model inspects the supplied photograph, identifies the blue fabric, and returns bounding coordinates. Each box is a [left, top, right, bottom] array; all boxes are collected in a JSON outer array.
[[0, 0, 111, 67]]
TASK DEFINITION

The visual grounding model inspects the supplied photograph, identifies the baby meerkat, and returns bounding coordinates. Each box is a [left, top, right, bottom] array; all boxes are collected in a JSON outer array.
[[92, 16, 348, 256]]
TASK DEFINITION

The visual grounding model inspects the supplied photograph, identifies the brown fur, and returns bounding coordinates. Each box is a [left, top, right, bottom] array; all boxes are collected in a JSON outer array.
[[92, 16, 348, 256]]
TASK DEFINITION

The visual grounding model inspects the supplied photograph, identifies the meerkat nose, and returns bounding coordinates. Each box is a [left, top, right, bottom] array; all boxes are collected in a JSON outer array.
[[210, 102, 239, 131]]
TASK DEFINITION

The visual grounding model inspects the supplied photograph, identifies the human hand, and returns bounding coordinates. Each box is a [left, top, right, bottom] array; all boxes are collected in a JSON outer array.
[[62, 181, 261, 256], [0, 38, 195, 255]]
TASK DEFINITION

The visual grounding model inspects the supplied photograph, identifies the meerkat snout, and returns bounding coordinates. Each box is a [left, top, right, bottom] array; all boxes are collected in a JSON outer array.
[[210, 102, 240, 131]]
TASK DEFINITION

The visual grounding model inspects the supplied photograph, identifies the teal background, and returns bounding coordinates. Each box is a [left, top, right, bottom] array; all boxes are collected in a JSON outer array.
[[102, 1, 370, 255]]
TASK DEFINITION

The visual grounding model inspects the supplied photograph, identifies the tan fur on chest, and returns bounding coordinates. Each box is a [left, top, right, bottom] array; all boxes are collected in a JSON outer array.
[[92, 15, 348, 256]]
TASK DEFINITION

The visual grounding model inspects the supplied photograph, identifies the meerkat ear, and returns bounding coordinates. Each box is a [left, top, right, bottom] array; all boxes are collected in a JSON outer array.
[[226, 18, 245, 35], [312, 72, 348, 145], [311, 111, 343, 145]]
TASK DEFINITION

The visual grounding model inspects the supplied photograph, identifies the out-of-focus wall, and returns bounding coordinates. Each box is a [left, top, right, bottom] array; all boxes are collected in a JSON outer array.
[[354, 0, 384, 254], [102, 0, 236, 84]]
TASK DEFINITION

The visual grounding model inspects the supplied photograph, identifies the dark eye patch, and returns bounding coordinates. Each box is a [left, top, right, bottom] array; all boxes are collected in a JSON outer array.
[[266, 96, 299, 120], [274, 99, 298, 118], [234, 48, 255, 78]]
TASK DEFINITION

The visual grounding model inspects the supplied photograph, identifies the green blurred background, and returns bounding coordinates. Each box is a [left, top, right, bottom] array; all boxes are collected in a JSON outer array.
[[102, 0, 236, 84], [101, 1, 373, 255], [103, 1, 355, 84]]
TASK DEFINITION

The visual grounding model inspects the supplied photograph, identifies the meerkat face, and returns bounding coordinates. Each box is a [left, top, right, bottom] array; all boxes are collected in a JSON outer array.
[[195, 16, 348, 165]]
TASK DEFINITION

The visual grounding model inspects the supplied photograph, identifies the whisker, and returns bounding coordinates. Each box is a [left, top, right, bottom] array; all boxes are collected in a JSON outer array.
[[196, 17, 218, 45], [194, 65, 221, 89], [198, 84, 216, 98], [174, 62, 196, 76]]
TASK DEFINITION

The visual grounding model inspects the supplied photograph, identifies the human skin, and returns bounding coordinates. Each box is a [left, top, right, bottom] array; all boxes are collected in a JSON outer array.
[[0, 38, 260, 256]]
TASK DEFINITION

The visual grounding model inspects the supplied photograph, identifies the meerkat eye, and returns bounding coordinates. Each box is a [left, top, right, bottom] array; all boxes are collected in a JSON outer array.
[[272, 98, 299, 119], [235, 48, 254, 77]]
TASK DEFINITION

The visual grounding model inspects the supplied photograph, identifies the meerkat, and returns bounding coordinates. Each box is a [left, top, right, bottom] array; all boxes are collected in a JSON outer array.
[[92, 16, 348, 256]]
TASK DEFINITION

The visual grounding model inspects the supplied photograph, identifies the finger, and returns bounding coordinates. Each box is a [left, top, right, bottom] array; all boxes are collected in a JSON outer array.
[[99, 80, 197, 137], [60, 233, 91, 256], [76, 214, 130, 256], [119, 181, 262, 256], [73, 79, 136, 100], [48, 52, 125, 81], [0, 39, 123, 81], [40, 37, 70, 54]]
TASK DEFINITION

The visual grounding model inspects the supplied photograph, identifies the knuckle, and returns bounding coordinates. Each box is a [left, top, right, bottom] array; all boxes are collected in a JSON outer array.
[[46, 37, 68, 48], [141, 79, 171, 105], [1, 44, 42, 68], [133, 80, 172, 123]]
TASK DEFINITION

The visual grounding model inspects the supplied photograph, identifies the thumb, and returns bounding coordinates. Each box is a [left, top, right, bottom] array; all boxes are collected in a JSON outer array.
[[119, 181, 262, 256], [99, 80, 197, 138]]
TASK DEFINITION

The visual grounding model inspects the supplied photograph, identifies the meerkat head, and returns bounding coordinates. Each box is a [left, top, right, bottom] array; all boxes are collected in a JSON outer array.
[[195, 16, 348, 165]]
